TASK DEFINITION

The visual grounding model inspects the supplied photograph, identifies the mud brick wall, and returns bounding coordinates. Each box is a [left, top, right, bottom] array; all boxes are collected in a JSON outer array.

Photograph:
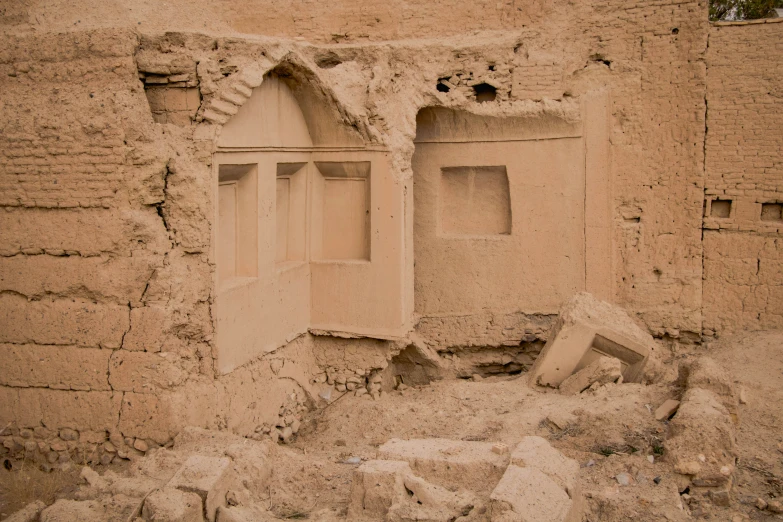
[[0, 0, 777, 450], [703, 19, 783, 335]]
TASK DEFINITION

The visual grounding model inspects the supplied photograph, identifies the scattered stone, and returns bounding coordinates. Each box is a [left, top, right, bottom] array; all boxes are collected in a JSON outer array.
[[167, 455, 235, 522], [4, 500, 46, 522], [133, 439, 149, 453], [755, 497, 767, 510], [654, 399, 680, 421], [142, 487, 204, 522], [647, 455, 655, 464], [472, 373, 483, 381], [709, 489, 731, 507], [558, 356, 622, 395], [59, 428, 78, 441], [653, 476, 661, 485], [615, 473, 631, 486], [396, 383, 408, 391], [280, 427, 294, 444], [769, 500, 783, 514], [342, 456, 362, 465]]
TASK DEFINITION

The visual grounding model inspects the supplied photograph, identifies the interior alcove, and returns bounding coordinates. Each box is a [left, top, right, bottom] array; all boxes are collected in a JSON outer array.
[[412, 104, 611, 321], [213, 67, 407, 374]]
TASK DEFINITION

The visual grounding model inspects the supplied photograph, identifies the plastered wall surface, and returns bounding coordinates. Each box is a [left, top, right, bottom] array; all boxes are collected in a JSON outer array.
[[0, 0, 779, 450], [703, 19, 783, 335]]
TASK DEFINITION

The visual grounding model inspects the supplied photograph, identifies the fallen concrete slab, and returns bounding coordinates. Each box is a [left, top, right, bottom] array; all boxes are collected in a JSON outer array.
[[348, 459, 479, 521], [378, 437, 509, 494], [489, 466, 578, 522], [529, 293, 655, 388], [509, 437, 580, 500]]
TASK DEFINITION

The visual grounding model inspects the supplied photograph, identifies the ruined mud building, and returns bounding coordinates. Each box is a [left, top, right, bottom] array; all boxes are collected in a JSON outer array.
[[0, 1, 781, 456]]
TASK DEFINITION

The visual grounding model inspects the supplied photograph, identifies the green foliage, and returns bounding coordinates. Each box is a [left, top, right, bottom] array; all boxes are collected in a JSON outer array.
[[709, 0, 783, 20]]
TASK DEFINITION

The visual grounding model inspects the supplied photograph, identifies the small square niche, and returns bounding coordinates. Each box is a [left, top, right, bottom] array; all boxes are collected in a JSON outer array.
[[761, 203, 783, 222], [710, 199, 732, 219], [440, 166, 511, 235], [217, 164, 258, 287]]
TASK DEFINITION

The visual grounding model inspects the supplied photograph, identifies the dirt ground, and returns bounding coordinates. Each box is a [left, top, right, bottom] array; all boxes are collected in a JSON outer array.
[[1, 330, 782, 521]]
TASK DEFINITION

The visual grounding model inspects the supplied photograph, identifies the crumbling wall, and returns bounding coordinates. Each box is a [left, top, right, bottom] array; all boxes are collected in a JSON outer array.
[[2, 0, 766, 451], [703, 19, 783, 335], [0, 30, 331, 464]]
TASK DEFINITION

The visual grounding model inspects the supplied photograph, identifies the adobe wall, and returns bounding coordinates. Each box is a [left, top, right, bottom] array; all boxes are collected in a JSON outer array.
[[0, 0, 777, 459], [703, 19, 783, 335]]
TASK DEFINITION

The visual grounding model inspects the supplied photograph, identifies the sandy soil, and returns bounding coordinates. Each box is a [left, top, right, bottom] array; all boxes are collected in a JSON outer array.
[[1, 330, 782, 521]]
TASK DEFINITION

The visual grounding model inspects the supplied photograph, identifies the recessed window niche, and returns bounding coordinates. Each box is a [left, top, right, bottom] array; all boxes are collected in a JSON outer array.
[[276, 162, 307, 266], [217, 164, 258, 287], [761, 202, 783, 222], [710, 199, 732, 219], [314, 161, 371, 261], [440, 165, 511, 235]]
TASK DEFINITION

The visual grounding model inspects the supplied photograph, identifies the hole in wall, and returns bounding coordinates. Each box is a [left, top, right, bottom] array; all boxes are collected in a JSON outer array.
[[436, 78, 451, 93], [671, 27, 679, 34], [473, 83, 497, 103], [488, 64, 496, 71], [315, 51, 343, 69], [590, 54, 612, 67], [710, 199, 732, 219], [389, 345, 442, 386], [761, 203, 783, 222]]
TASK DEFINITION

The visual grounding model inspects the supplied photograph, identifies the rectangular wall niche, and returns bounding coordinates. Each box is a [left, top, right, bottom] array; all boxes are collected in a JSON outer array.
[[276, 162, 307, 265], [761, 202, 783, 222], [218, 164, 258, 287], [315, 161, 371, 260], [440, 165, 511, 235]]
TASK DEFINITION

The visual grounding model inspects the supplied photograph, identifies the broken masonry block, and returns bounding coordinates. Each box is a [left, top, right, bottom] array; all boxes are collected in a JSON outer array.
[[654, 399, 681, 421], [167, 455, 235, 522], [348, 460, 412, 519], [349, 459, 478, 522], [558, 356, 622, 395], [510, 436, 581, 501], [378, 438, 509, 494], [529, 292, 655, 389], [489, 466, 580, 522], [142, 487, 204, 522]]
